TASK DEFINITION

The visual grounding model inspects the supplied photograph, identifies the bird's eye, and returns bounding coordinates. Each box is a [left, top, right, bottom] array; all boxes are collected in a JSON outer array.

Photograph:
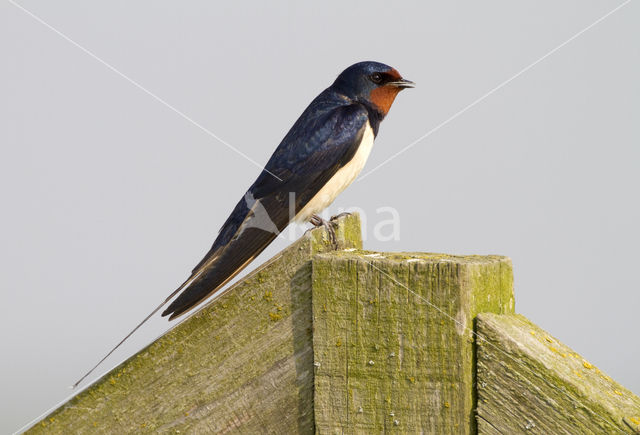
[[370, 73, 383, 84]]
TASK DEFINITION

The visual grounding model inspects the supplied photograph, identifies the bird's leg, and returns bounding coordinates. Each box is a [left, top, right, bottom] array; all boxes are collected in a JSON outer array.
[[310, 214, 338, 249], [329, 212, 353, 222]]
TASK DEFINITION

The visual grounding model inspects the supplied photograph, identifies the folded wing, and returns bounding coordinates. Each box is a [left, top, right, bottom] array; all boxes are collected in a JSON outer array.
[[161, 101, 369, 319]]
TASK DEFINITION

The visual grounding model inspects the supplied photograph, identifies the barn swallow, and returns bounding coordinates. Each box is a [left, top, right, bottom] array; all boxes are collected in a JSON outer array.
[[162, 61, 413, 319], [73, 61, 412, 387]]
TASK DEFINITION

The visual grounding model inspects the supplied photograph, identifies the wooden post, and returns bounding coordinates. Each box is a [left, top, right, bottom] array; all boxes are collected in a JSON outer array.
[[27, 214, 640, 434], [476, 313, 640, 434], [28, 215, 362, 434], [311, 252, 514, 434]]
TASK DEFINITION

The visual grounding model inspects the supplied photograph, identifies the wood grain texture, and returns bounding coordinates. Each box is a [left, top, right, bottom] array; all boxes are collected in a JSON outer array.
[[476, 313, 640, 434], [27, 214, 363, 434], [311, 252, 514, 434]]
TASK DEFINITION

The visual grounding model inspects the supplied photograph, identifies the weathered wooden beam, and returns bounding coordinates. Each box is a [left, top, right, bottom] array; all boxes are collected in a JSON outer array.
[[476, 313, 640, 434], [40, 213, 640, 435], [311, 252, 514, 434], [28, 214, 362, 434]]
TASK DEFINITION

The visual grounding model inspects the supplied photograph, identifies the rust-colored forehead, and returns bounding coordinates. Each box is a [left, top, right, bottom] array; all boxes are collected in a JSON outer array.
[[386, 68, 402, 80]]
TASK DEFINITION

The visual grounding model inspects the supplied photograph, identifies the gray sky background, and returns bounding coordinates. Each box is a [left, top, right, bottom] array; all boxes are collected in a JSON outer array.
[[2, 1, 638, 432]]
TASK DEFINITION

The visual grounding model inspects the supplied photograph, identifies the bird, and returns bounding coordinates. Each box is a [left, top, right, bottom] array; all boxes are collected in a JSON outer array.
[[162, 61, 413, 319], [73, 61, 413, 387]]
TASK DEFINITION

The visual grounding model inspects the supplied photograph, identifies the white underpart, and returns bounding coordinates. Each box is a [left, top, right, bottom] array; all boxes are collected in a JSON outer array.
[[295, 122, 375, 223]]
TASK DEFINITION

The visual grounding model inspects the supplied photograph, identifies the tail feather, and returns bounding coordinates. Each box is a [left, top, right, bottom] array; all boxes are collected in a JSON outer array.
[[163, 182, 293, 319], [161, 226, 278, 319]]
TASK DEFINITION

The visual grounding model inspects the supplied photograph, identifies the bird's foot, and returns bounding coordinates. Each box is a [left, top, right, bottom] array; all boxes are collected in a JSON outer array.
[[329, 212, 353, 222], [309, 214, 338, 249]]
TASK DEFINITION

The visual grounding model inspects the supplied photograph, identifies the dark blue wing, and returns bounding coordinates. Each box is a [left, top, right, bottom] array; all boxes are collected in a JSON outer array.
[[252, 100, 367, 196], [162, 94, 369, 319]]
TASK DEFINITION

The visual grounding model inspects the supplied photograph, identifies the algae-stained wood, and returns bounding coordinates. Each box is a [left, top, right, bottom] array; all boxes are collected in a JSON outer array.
[[476, 313, 640, 434], [311, 252, 514, 434], [28, 215, 362, 434]]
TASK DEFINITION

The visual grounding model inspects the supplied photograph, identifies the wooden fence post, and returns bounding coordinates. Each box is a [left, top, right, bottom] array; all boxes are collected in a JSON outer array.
[[29, 215, 362, 434], [27, 214, 639, 434], [311, 252, 513, 433], [476, 313, 640, 434]]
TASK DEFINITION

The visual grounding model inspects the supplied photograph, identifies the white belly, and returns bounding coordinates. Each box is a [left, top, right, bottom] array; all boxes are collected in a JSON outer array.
[[295, 122, 375, 223]]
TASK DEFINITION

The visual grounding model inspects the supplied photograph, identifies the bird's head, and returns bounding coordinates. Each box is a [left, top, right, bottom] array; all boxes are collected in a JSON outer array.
[[332, 61, 414, 116]]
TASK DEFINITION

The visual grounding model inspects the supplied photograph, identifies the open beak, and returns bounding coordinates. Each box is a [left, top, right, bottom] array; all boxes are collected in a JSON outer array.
[[389, 78, 415, 89]]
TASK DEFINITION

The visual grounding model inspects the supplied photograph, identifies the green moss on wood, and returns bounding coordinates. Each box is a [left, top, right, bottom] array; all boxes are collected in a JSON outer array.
[[476, 313, 640, 434], [27, 214, 362, 434], [311, 252, 513, 434]]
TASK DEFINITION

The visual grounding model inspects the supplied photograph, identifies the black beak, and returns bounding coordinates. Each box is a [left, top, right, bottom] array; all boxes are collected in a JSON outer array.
[[389, 79, 415, 89]]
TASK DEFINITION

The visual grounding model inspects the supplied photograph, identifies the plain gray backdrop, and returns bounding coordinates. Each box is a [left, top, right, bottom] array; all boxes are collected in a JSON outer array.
[[2, 1, 638, 432]]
